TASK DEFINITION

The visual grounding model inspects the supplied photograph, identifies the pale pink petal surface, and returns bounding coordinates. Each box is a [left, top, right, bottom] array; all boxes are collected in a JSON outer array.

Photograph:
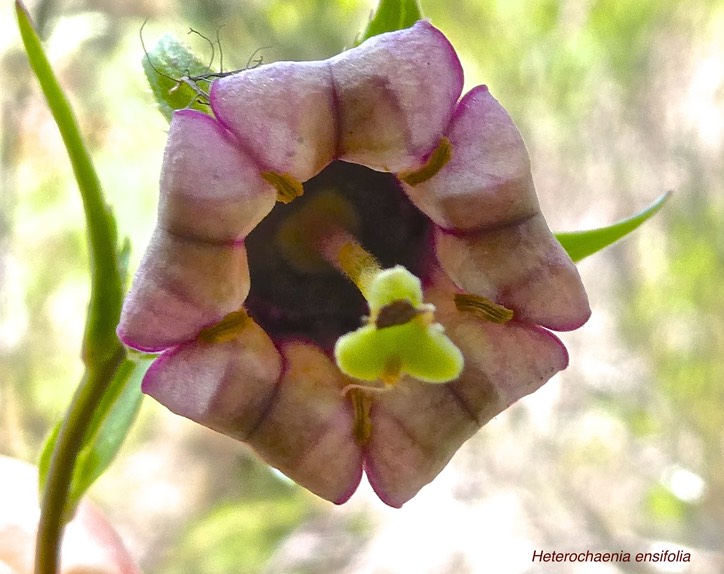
[[117, 229, 250, 351], [403, 86, 538, 232], [144, 327, 363, 503], [159, 110, 276, 241], [435, 215, 591, 331], [212, 61, 337, 181], [330, 20, 463, 172], [142, 317, 282, 435], [118, 110, 277, 351], [246, 341, 363, 504]]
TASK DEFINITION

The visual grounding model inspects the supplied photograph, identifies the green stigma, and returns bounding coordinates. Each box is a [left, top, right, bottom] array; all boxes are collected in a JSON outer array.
[[334, 266, 464, 387]]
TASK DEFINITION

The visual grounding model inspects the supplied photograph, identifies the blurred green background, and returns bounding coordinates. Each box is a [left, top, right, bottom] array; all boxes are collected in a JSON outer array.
[[1, 0, 722, 572]]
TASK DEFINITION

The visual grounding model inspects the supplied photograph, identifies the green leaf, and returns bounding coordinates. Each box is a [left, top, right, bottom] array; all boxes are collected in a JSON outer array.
[[556, 191, 671, 262], [37, 424, 60, 508], [357, 0, 424, 45], [142, 32, 216, 122], [117, 237, 132, 291], [38, 358, 150, 519]]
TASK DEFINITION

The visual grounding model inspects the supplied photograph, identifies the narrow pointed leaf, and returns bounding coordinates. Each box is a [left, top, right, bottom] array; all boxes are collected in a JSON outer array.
[[357, 0, 424, 45], [38, 358, 149, 516], [37, 424, 60, 504], [556, 191, 670, 262]]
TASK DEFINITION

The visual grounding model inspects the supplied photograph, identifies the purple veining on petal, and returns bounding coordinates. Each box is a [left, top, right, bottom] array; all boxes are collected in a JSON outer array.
[[242, 341, 364, 503], [160, 109, 276, 242], [118, 109, 277, 352], [211, 60, 337, 181], [365, 380, 479, 508], [142, 328, 364, 504], [141, 317, 282, 436], [117, 229, 251, 351], [325, 60, 344, 160]]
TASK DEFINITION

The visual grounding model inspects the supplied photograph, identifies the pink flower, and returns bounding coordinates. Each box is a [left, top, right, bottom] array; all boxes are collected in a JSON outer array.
[[118, 21, 590, 507]]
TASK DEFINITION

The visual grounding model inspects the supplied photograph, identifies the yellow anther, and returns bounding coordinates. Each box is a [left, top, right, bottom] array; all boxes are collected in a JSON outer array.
[[454, 293, 514, 324], [197, 309, 251, 343], [262, 171, 304, 204], [348, 388, 373, 446], [399, 137, 452, 186]]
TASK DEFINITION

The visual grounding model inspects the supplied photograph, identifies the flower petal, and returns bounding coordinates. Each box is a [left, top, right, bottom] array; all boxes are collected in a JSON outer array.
[[210, 21, 463, 178], [364, 381, 477, 508], [211, 62, 337, 182], [117, 228, 250, 351], [142, 316, 282, 439], [331, 21, 464, 172], [118, 109, 277, 351], [365, 273, 569, 507], [142, 329, 362, 503], [403, 85, 538, 232], [160, 109, 276, 242], [245, 341, 364, 504], [435, 214, 591, 331]]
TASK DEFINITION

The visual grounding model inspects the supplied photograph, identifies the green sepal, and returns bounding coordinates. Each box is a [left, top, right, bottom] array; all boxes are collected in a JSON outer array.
[[142, 33, 215, 122], [38, 357, 150, 519], [556, 191, 671, 262], [357, 0, 424, 45]]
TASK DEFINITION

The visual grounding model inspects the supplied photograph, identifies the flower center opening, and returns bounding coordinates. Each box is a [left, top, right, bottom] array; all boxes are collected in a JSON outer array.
[[244, 161, 433, 350]]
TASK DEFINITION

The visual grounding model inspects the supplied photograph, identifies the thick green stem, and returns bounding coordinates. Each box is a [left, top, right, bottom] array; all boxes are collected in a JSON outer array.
[[35, 346, 126, 574]]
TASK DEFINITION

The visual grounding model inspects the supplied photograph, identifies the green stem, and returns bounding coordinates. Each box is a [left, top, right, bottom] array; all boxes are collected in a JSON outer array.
[[35, 346, 126, 574], [15, 0, 124, 364], [15, 2, 129, 571]]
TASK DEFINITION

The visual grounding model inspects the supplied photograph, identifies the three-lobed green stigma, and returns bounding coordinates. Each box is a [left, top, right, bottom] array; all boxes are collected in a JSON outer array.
[[334, 266, 464, 386]]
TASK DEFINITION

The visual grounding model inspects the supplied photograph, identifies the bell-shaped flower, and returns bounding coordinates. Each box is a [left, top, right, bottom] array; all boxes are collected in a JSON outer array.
[[118, 21, 590, 507]]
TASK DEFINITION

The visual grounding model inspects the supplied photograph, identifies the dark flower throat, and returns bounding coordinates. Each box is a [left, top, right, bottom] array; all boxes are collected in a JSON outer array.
[[244, 161, 432, 350]]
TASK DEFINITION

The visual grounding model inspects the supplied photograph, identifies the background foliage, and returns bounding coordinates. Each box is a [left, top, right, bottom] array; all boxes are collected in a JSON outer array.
[[1, 0, 722, 572]]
